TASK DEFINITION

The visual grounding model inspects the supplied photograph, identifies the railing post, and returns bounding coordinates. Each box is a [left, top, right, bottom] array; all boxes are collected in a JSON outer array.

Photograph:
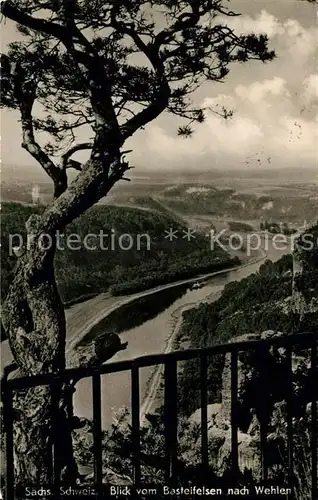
[[231, 350, 239, 476], [2, 332, 315, 497], [285, 346, 294, 497], [311, 340, 317, 500], [92, 372, 103, 495], [4, 383, 14, 500], [200, 353, 209, 468], [164, 359, 178, 483], [256, 343, 270, 483], [131, 364, 141, 485], [50, 379, 62, 498], [260, 418, 269, 480]]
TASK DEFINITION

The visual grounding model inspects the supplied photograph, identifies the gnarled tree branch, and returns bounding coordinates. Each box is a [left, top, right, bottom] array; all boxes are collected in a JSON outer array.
[[110, 7, 171, 140], [20, 97, 67, 197], [61, 142, 93, 170], [0, 1, 69, 42], [9, 57, 68, 198]]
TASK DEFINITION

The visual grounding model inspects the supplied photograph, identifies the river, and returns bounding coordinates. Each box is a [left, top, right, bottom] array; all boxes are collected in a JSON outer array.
[[73, 237, 291, 429]]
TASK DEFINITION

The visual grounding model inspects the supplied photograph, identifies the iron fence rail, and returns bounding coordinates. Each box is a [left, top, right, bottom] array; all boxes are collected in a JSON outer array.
[[2, 332, 317, 500]]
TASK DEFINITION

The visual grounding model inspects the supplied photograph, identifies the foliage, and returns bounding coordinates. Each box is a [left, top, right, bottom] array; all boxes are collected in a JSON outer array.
[[73, 407, 250, 491], [1, 0, 275, 172], [260, 220, 297, 235], [227, 221, 255, 232]]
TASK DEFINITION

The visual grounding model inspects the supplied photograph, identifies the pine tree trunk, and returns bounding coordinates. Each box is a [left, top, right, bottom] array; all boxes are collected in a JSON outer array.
[[2, 151, 124, 489], [2, 213, 77, 488]]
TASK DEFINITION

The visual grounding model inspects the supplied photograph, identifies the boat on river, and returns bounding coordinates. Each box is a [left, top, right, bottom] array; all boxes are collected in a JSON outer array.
[[190, 281, 204, 290]]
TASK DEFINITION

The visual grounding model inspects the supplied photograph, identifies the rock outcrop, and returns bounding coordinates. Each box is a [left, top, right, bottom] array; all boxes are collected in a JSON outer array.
[[185, 330, 315, 499]]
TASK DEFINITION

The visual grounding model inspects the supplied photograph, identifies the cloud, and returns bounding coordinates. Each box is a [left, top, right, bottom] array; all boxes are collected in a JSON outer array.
[[224, 10, 318, 74], [234, 77, 290, 104], [223, 10, 286, 37], [224, 10, 317, 54], [302, 74, 318, 103], [1, 8, 317, 173], [131, 73, 317, 169]]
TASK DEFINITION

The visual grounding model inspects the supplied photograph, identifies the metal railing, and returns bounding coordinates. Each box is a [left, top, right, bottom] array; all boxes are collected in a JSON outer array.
[[2, 332, 317, 499]]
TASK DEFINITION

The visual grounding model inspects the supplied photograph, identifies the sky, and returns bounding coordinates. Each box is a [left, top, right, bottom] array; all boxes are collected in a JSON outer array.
[[1, 0, 317, 175]]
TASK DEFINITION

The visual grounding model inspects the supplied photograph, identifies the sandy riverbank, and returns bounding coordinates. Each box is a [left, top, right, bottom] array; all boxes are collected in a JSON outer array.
[[139, 288, 224, 423]]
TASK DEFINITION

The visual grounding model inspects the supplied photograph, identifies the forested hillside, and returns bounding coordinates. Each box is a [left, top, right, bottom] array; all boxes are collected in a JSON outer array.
[[177, 225, 318, 415], [1, 202, 235, 304]]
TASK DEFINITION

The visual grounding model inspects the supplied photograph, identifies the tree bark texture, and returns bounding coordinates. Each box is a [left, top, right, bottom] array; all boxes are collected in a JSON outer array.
[[1, 213, 77, 486], [2, 152, 124, 487]]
